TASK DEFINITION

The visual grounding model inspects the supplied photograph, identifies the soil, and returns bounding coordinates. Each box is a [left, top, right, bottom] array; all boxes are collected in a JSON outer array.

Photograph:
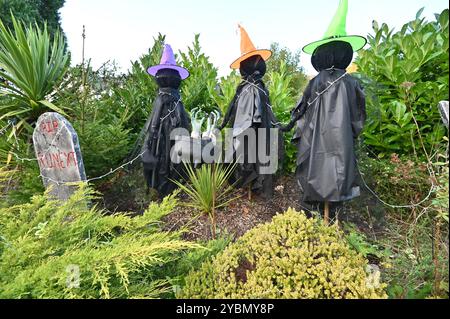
[[162, 175, 304, 241]]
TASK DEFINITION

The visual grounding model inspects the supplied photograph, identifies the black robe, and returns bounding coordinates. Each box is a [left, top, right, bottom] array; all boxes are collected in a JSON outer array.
[[142, 86, 191, 197], [220, 56, 283, 198], [284, 41, 366, 203]]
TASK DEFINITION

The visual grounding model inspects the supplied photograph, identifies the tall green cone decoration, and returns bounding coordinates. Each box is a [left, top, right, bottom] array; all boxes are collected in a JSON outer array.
[[302, 0, 367, 54]]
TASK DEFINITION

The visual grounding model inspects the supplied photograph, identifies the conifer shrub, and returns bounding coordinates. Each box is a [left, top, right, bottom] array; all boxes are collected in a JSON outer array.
[[0, 185, 200, 299], [180, 209, 387, 299]]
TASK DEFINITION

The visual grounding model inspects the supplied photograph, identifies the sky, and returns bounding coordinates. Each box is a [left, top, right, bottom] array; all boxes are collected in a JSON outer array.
[[60, 0, 449, 77]]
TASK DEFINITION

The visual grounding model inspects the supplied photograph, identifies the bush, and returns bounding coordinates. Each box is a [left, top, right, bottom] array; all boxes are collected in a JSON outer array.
[[159, 235, 233, 298], [180, 34, 218, 113], [0, 185, 200, 299], [180, 209, 387, 299], [356, 8, 449, 156], [55, 62, 134, 179]]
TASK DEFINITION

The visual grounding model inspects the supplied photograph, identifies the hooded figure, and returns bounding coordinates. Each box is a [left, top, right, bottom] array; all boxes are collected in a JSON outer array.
[[141, 44, 191, 197], [219, 25, 283, 199], [282, 0, 366, 213]]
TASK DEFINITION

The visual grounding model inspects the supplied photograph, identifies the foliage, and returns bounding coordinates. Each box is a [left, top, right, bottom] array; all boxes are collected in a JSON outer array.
[[344, 223, 391, 261], [267, 61, 298, 173], [0, 159, 43, 208], [179, 34, 218, 114], [0, 185, 201, 298], [173, 163, 237, 238], [180, 209, 387, 299], [358, 152, 432, 211], [207, 71, 241, 116], [355, 147, 449, 299], [158, 234, 232, 298], [381, 211, 449, 299], [109, 34, 166, 135], [0, 0, 66, 41], [55, 62, 134, 178], [356, 8, 449, 156], [266, 42, 308, 98], [0, 14, 69, 137]]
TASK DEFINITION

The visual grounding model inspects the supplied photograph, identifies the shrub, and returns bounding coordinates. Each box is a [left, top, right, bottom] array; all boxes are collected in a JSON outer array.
[[55, 62, 134, 179], [267, 61, 299, 173], [356, 8, 449, 156], [0, 185, 200, 299], [180, 209, 387, 299], [159, 234, 233, 298], [179, 34, 218, 113], [109, 33, 166, 135]]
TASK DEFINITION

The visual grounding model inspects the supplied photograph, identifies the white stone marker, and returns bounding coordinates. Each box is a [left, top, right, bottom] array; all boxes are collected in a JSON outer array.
[[438, 101, 449, 129], [33, 112, 87, 201]]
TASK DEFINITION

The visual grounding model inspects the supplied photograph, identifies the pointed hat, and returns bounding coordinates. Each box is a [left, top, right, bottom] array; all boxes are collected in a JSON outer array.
[[147, 44, 190, 80], [230, 25, 272, 69], [302, 0, 367, 54]]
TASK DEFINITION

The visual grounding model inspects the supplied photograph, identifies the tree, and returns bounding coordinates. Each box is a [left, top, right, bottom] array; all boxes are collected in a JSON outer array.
[[0, 0, 65, 40], [266, 42, 308, 98]]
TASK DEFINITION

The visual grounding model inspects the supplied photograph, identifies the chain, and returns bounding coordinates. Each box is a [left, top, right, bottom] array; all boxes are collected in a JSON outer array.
[[357, 164, 436, 209], [10, 92, 182, 186], [240, 79, 281, 126], [38, 150, 147, 186], [307, 72, 348, 107]]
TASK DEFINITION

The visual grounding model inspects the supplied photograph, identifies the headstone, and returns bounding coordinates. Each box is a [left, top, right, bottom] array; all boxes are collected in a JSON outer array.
[[438, 101, 449, 128], [33, 112, 87, 201]]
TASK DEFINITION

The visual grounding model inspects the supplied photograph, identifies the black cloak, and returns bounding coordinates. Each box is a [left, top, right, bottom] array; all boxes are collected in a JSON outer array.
[[220, 55, 283, 198], [283, 41, 366, 203], [141, 69, 191, 197]]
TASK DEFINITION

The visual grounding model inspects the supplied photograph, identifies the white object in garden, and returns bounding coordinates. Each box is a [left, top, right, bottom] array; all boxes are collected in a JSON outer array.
[[438, 101, 449, 128], [33, 112, 87, 201], [202, 110, 221, 142], [190, 108, 204, 139]]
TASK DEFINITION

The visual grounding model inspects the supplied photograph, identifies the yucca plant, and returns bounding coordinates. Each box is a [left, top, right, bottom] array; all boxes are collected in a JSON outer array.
[[173, 163, 237, 238], [0, 14, 69, 137]]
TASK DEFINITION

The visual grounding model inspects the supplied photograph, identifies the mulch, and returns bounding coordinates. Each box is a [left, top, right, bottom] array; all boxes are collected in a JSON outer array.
[[98, 169, 386, 243], [162, 175, 305, 241]]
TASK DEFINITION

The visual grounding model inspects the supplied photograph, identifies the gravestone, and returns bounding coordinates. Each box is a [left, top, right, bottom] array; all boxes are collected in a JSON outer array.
[[33, 112, 87, 201], [438, 101, 449, 128]]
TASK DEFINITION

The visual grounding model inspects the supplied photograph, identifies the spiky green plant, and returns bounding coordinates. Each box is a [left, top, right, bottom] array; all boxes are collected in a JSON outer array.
[[173, 163, 237, 238], [0, 14, 69, 136]]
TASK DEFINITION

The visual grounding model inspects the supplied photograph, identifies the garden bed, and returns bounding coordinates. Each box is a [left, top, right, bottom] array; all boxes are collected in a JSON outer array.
[[97, 169, 387, 242]]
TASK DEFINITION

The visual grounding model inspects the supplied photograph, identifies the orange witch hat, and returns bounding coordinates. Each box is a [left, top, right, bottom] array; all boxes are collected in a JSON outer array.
[[230, 24, 272, 69]]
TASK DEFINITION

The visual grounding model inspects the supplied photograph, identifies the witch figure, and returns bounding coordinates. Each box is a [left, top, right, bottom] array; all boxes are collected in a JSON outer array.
[[219, 25, 283, 199], [141, 44, 191, 197], [282, 0, 367, 220]]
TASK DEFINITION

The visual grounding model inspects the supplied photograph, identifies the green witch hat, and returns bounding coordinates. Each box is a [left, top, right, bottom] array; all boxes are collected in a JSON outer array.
[[302, 0, 367, 54]]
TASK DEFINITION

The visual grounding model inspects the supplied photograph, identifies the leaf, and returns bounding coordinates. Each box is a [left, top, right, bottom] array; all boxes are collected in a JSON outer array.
[[38, 100, 67, 116], [416, 7, 425, 20]]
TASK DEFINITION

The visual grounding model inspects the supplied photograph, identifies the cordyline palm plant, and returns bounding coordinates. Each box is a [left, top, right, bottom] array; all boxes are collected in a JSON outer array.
[[0, 14, 69, 138], [173, 163, 237, 239]]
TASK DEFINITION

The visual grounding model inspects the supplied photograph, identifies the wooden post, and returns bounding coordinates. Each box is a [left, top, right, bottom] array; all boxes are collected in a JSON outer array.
[[248, 184, 252, 201], [324, 201, 330, 226], [211, 163, 216, 239]]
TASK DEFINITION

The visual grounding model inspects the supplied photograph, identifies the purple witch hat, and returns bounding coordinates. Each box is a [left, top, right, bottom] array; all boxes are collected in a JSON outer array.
[[147, 44, 190, 80]]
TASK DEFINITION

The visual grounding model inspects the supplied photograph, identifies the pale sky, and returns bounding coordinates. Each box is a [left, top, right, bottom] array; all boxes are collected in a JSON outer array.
[[60, 0, 449, 76]]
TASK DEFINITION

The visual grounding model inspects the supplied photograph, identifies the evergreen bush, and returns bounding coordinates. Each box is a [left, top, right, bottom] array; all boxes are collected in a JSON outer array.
[[0, 185, 200, 298], [180, 209, 387, 299]]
